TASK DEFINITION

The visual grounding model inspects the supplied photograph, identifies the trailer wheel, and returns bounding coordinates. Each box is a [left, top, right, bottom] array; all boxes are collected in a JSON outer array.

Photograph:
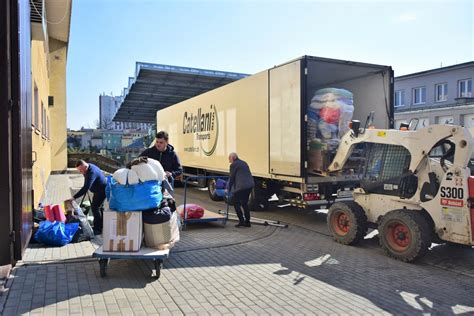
[[378, 210, 431, 262], [208, 178, 223, 201], [327, 201, 368, 245]]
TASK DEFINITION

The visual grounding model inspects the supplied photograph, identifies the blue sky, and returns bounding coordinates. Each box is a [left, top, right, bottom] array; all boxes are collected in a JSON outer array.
[[67, 0, 473, 130]]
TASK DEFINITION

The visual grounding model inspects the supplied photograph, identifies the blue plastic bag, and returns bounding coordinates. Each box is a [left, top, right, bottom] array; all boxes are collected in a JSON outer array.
[[106, 176, 163, 212], [34, 221, 79, 247]]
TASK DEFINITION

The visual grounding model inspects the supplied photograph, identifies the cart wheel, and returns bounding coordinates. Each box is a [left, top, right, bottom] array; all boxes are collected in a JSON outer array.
[[99, 259, 108, 278], [153, 259, 162, 279]]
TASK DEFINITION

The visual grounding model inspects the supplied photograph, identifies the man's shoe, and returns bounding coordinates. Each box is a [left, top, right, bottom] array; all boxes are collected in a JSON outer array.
[[244, 222, 251, 227], [235, 222, 245, 228]]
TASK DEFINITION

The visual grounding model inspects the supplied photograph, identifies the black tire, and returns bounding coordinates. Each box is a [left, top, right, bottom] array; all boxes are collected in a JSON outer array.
[[208, 178, 223, 201], [378, 210, 431, 262], [248, 188, 269, 212], [99, 259, 107, 278], [153, 260, 162, 279], [327, 201, 368, 245]]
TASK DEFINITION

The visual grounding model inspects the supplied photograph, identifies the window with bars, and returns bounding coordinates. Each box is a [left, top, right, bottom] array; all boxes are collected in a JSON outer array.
[[362, 143, 412, 196]]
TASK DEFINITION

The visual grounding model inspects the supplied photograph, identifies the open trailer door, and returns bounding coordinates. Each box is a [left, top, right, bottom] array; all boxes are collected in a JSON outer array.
[[269, 59, 303, 177]]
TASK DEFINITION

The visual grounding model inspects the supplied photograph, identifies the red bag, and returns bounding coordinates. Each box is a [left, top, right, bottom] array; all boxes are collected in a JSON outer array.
[[320, 107, 341, 124], [52, 204, 66, 222], [179, 204, 204, 219], [44, 205, 55, 222]]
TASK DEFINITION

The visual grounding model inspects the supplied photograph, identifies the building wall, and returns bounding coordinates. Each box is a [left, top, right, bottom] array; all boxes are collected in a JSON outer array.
[[395, 103, 474, 129], [99, 95, 118, 129], [48, 38, 68, 172], [31, 40, 51, 207], [394, 63, 474, 129], [395, 64, 473, 110]]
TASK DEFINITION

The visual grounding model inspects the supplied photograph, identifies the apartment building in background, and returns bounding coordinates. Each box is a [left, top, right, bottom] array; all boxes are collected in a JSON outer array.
[[394, 62, 474, 129]]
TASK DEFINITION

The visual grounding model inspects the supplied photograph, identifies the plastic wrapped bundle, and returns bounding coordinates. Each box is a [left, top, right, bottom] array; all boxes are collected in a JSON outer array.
[[112, 168, 129, 185], [131, 163, 158, 182], [307, 88, 354, 173]]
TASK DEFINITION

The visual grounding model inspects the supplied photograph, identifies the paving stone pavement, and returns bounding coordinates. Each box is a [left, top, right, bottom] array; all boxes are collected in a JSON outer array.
[[2, 173, 474, 315]]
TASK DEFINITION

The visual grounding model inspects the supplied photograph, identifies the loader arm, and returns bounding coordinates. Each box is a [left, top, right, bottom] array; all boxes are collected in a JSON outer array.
[[328, 125, 473, 173]]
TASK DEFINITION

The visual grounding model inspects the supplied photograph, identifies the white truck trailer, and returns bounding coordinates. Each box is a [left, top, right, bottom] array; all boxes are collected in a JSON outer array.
[[156, 56, 394, 209]]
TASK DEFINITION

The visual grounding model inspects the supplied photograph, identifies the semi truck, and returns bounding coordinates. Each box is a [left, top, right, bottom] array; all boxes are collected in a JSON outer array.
[[156, 56, 394, 209]]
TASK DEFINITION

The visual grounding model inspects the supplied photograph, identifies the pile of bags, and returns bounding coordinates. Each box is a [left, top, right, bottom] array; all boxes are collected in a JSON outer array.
[[307, 88, 354, 173], [104, 157, 180, 252], [33, 201, 94, 247]]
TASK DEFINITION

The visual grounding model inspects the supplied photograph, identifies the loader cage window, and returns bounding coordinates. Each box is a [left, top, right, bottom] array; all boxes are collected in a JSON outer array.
[[361, 143, 412, 196]]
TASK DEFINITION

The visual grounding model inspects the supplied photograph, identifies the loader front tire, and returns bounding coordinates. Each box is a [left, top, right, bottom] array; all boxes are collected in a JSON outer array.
[[327, 201, 368, 245], [378, 210, 431, 262]]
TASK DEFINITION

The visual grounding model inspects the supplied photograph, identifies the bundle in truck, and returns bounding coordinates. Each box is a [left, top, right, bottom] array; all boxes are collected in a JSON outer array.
[[307, 88, 354, 175]]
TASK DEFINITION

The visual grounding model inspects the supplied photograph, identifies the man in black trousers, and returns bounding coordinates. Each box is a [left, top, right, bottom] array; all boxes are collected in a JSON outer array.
[[228, 152, 254, 227], [69, 160, 107, 235]]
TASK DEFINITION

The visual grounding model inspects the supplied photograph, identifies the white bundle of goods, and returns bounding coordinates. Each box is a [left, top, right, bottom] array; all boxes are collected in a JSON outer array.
[[127, 169, 140, 185], [147, 158, 166, 181], [112, 168, 129, 185], [131, 163, 158, 182]]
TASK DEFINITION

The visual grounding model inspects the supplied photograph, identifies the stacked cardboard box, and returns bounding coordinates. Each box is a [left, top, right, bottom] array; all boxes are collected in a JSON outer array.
[[102, 200, 143, 252]]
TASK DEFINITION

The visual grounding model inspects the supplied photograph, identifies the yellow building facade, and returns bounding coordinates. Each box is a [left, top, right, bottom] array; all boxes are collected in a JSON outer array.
[[31, 1, 72, 206]]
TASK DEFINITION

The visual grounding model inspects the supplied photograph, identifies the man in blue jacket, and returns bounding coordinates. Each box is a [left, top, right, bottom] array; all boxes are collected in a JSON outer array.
[[139, 131, 183, 180], [228, 152, 255, 227], [71, 160, 107, 234]]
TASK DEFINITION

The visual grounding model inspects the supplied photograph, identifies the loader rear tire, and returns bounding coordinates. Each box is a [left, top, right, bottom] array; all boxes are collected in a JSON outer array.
[[378, 210, 431, 262], [327, 201, 368, 245]]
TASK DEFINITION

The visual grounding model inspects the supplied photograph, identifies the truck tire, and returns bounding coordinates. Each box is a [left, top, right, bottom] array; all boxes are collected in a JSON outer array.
[[207, 178, 223, 201], [248, 188, 269, 212], [327, 201, 368, 245], [378, 210, 431, 262]]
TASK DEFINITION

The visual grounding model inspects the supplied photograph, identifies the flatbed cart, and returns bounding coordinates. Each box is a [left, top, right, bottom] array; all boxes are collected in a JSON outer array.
[[182, 175, 229, 230], [93, 246, 170, 278]]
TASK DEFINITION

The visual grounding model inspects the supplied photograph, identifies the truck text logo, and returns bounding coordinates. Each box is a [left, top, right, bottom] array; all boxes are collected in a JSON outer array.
[[182, 105, 219, 156]]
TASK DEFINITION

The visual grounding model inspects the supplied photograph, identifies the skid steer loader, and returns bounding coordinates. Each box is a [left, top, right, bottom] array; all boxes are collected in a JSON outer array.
[[326, 121, 474, 262]]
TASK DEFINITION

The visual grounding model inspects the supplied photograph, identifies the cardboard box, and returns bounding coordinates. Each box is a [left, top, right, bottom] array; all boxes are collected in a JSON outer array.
[[103, 210, 142, 252]]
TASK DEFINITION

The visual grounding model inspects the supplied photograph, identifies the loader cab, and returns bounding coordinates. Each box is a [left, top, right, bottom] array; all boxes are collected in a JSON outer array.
[[360, 143, 416, 198], [428, 139, 456, 170]]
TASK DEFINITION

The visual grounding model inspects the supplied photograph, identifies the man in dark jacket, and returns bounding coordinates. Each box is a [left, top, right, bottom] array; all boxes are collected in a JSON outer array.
[[140, 131, 183, 180], [70, 160, 107, 234], [228, 152, 255, 227]]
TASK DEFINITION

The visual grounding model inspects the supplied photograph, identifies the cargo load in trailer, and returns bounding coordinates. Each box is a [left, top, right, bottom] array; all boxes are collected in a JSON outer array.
[[156, 56, 394, 210]]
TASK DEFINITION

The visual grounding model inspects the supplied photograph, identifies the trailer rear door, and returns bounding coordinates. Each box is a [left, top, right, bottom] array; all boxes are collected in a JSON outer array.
[[269, 59, 302, 177]]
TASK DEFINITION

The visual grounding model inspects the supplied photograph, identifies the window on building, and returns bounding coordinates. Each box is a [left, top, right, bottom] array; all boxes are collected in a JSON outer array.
[[395, 90, 405, 107], [438, 115, 454, 125], [458, 79, 472, 98], [435, 83, 448, 102], [41, 102, 46, 135], [412, 87, 426, 105], [33, 83, 39, 128], [47, 117, 50, 139]]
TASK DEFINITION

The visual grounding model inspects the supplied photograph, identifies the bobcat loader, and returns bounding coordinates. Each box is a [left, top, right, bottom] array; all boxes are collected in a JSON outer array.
[[326, 121, 474, 262]]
